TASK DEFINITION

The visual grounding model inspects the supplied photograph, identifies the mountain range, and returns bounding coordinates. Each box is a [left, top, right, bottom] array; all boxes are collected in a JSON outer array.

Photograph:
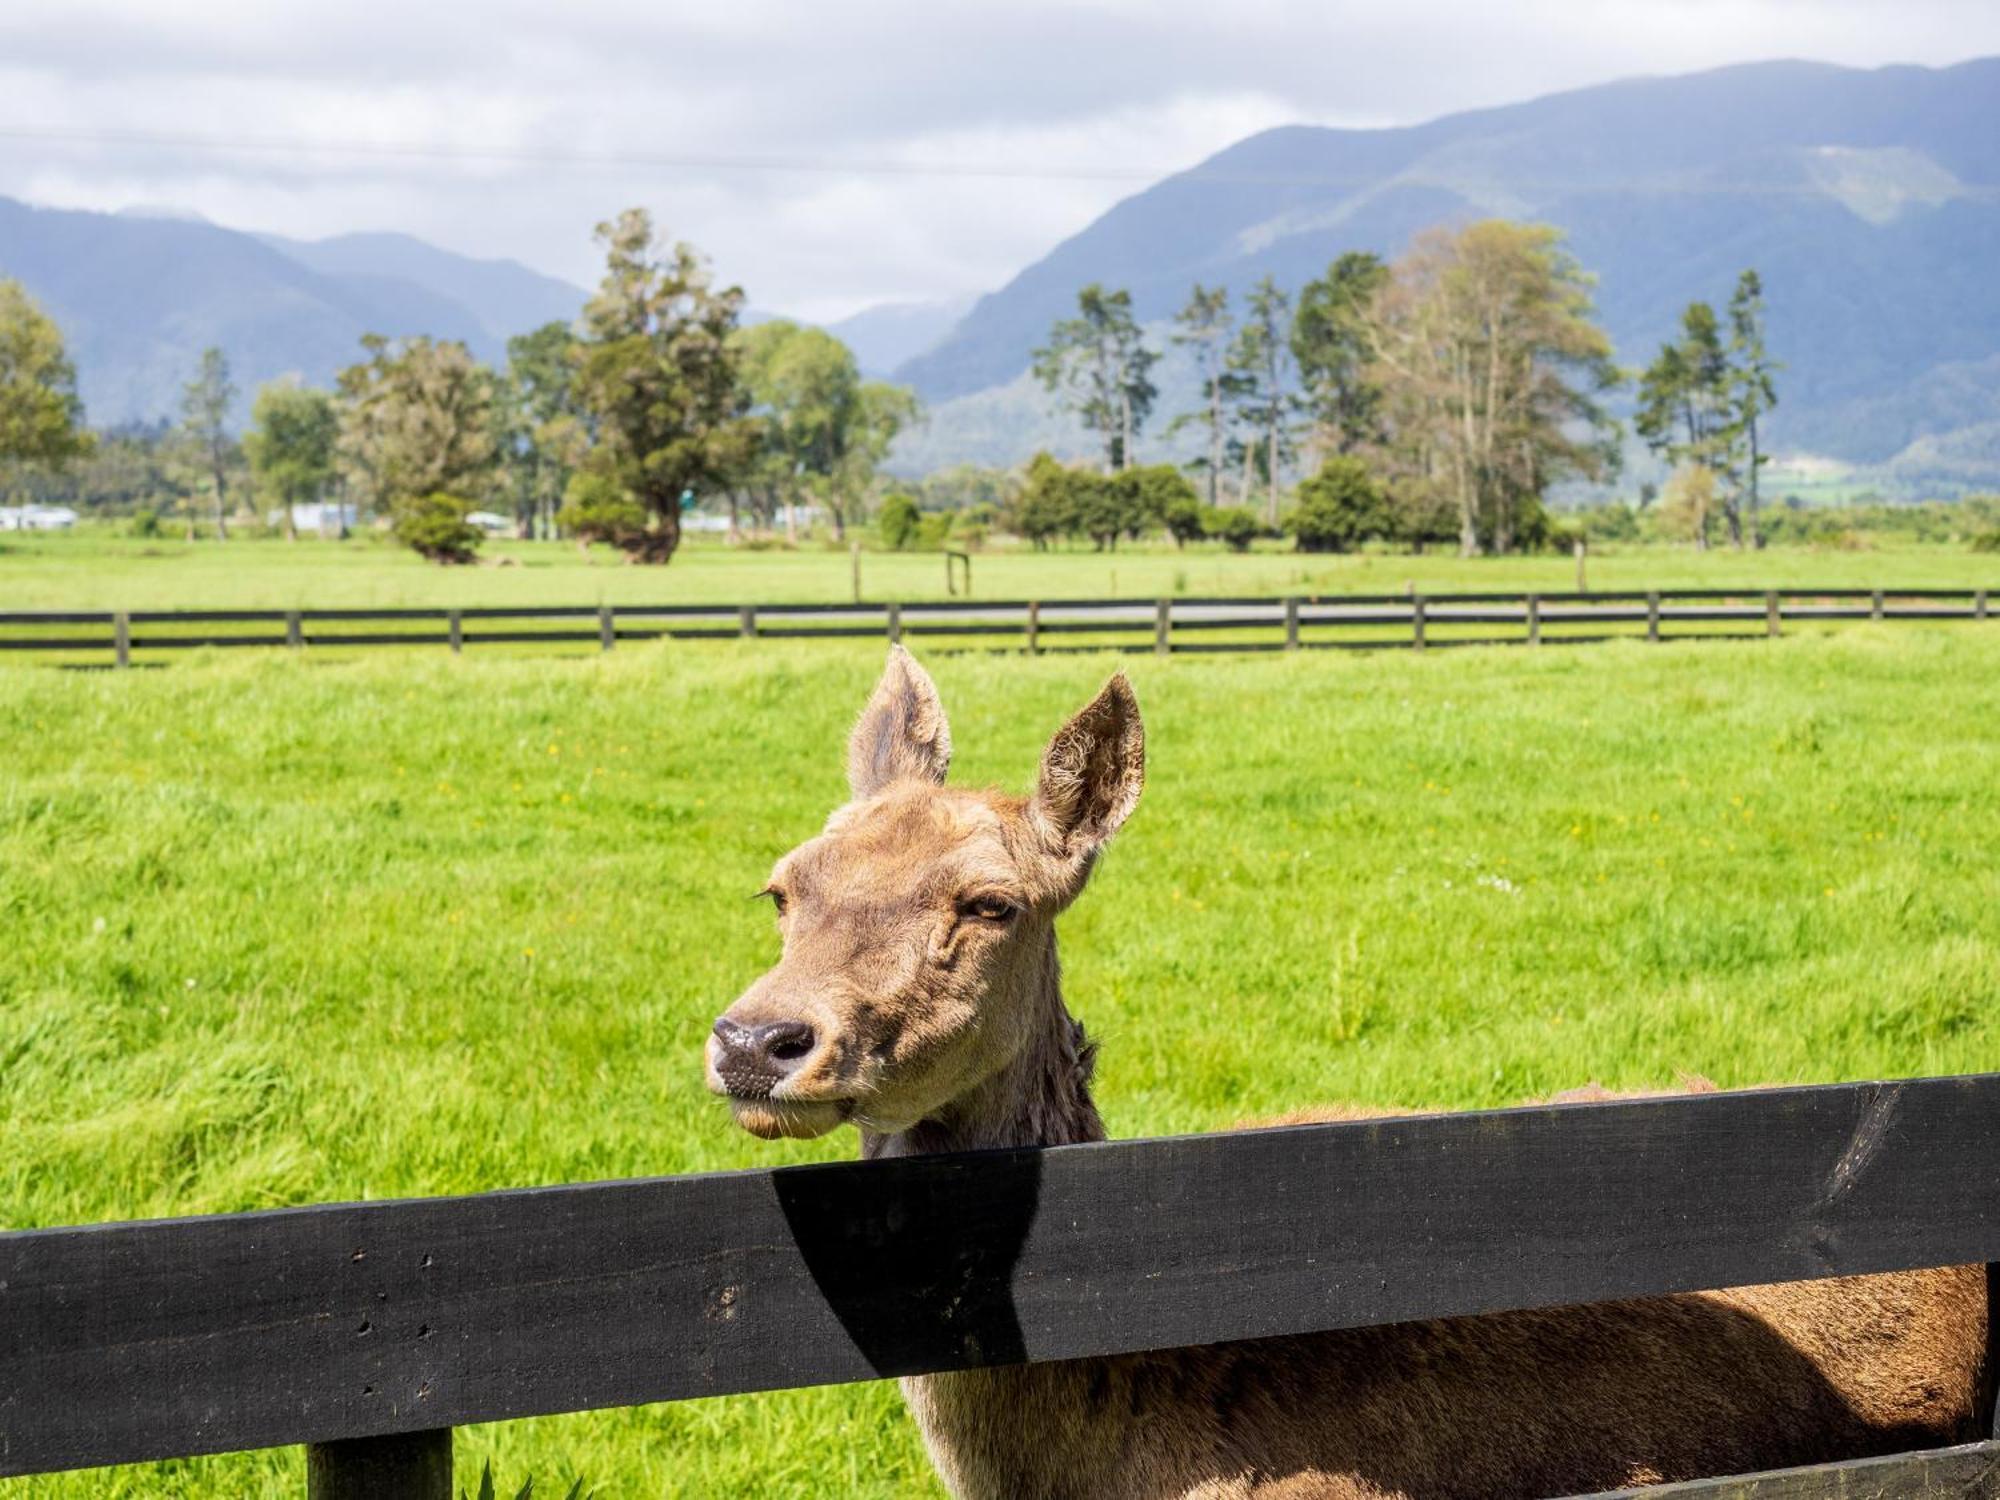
[[4, 56, 1999, 489], [0, 199, 584, 427], [897, 57, 2000, 490]]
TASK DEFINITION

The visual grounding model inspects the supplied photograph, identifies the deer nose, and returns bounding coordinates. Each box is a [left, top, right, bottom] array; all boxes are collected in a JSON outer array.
[[711, 1017, 819, 1092]]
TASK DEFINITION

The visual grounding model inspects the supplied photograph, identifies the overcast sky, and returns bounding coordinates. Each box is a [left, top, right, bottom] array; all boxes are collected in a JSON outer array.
[[2, 1, 1997, 321]]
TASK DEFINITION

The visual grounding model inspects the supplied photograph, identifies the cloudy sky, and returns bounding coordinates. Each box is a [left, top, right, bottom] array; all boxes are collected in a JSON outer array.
[[2, 1, 1997, 321]]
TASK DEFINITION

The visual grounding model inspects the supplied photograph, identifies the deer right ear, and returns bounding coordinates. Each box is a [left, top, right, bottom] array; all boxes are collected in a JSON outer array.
[[1031, 673, 1144, 879], [847, 646, 953, 800]]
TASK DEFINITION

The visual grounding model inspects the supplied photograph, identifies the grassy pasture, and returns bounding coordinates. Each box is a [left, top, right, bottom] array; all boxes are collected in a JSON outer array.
[[4, 628, 2000, 1495], [2, 528, 1996, 613]]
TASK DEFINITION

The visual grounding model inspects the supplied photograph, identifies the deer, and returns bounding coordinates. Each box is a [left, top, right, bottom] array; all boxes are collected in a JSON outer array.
[[705, 647, 1988, 1500]]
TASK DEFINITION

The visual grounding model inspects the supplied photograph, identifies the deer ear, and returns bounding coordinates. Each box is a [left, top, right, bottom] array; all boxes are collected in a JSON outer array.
[[847, 646, 953, 800], [1032, 673, 1144, 866]]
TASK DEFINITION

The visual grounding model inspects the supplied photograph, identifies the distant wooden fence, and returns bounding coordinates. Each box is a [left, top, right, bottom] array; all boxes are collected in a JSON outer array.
[[7, 1076, 2000, 1496], [0, 586, 1992, 666]]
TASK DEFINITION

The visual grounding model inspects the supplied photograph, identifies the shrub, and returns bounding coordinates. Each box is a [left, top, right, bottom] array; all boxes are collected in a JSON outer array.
[[1204, 505, 1260, 552], [1162, 492, 1204, 547], [1972, 531, 2000, 554], [877, 492, 922, 550], [1288, 456, 1393, 553], [391, 492, 481, 564], [557, 472, 646, 549], [127, 508, 163, 539]]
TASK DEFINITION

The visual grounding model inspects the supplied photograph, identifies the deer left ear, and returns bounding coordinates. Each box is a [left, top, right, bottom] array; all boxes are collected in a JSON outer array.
[[847, 646, 953, 800], [1031, 673, 1144, 868]]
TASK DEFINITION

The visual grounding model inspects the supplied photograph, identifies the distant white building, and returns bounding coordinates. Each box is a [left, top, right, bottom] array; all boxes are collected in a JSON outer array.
[[465, 510, 514, 535], [271, 502, 359, 535], [0, 505, 79, 531]]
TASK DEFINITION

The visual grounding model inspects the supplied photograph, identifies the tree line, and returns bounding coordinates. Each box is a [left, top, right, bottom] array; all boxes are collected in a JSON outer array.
[[0, 209, 916, 565], [1028, 219, 1779, 557], [2, 210, 1786, 563]]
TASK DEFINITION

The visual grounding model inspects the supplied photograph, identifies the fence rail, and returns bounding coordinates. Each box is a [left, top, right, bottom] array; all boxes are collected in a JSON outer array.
[[0, 586, 1992, 666], [7, 1075, 2000, 1496]]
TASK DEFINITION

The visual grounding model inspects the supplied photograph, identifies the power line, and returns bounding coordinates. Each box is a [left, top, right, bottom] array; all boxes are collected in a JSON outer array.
[[1, 122, 1997, 200]]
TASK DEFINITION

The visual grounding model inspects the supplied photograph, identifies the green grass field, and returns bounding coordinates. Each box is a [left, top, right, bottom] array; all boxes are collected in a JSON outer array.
[[5, 627, 2000, 1495], [3, 529, 1996, 612]]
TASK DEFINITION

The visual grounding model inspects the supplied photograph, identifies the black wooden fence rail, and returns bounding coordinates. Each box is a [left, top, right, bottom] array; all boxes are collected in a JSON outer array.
[[7, 1075, 2000, 1496], [0, 586, 1992, 666]]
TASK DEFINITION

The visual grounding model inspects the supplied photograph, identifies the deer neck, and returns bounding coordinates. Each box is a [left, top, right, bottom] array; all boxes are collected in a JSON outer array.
[[861, 927, 1105, 1159]]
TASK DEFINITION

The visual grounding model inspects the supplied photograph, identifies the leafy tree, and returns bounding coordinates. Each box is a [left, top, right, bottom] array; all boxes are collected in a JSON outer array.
[[1288, 456, 1395, 552], [1011, 451, 1084, 550], [180, 347, 236, 540], [570, 208, 760, 562], [1203, 505, 1260, 553], [1292, 252, 1388, 458], [877, 490, 921, 550], [244, 379, 338, 542], [1166, 284, 1234, 504], [1226, 276, 1297, 527], [1363, 221, 1620, 556], [1726, 270, 1779, 548], [1635, 301, 1733, 532], [1032, 284, 1157, 471], [0, 279, 91, 496], [1113, 464, 1197, 542], [503, 321, 588, 540], [336, 334, 501, 559], [1161, 490, 1205, 547], [393, 492, 482, 564], [1656, 463, 1719, 550]]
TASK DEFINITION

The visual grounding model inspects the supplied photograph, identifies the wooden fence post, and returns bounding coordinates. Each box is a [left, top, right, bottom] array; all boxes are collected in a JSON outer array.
[[1411, 595, 1426, 651], [1284, 598, 1300, 651], [850, 541, 861, 606], [1526, 594, 1541, 647], [1155, 598, 1171, 656], [447, 610, 463, 655], [286, 611, 303, 649], [739, 606, 756, 640], [886, 603, 901, 644], [599, 605, 615, 652], [1766, 591, 1781, 638], [1871, 589, 1884, 621], [306, 1429, 452, 1500], [1977, 590, 1990, 621], [1026, 601, 1040, 655], [113, 611, 130, 669], [1647, 591, 1661, 644]]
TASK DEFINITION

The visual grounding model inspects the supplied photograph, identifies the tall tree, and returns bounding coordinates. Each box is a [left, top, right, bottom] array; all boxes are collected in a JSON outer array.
[[1165, 284, 1233, 506], [1635, 302, 1735, 540], [735, 320, 917, 540], [1362, 221, 1620, 556], [569, 208, 758, 563], [335, 334, 501, 559], [1227, 276, 1296, 527], [180, 347, 236, 540], [1726, 270, 1779, 550], [1032, 284, 1157, 471], [1292, 252, 1388, 459], [503, 321, 588, 541], [0, 279, 91, 497], [245, 379, 339, 542]]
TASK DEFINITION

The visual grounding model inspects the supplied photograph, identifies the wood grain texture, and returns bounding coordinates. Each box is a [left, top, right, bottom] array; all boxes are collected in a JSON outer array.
[[1574, 1439, 2000, 1497], [6, 1076, 2000, 1476]]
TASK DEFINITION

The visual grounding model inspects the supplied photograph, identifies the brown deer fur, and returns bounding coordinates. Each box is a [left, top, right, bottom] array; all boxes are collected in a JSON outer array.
[[707, 648, 1988, 1500]]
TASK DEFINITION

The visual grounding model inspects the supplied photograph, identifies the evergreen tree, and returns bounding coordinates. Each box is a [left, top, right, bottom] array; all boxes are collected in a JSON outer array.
[[1032, 285, 1157, 471]]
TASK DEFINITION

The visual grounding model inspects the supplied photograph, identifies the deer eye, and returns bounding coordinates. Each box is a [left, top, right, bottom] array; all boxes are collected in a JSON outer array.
[[759, 887, 788, 917], [960, 895, 1017, 923]]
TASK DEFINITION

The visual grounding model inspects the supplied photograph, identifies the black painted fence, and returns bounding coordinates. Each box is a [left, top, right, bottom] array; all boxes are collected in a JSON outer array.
[[7, 1076, 2000, 1496], [0, 587, 1992, 666]]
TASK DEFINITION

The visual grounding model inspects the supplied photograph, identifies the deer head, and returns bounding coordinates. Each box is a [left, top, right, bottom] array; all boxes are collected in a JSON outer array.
[[706, 647, 1144, 1143]]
